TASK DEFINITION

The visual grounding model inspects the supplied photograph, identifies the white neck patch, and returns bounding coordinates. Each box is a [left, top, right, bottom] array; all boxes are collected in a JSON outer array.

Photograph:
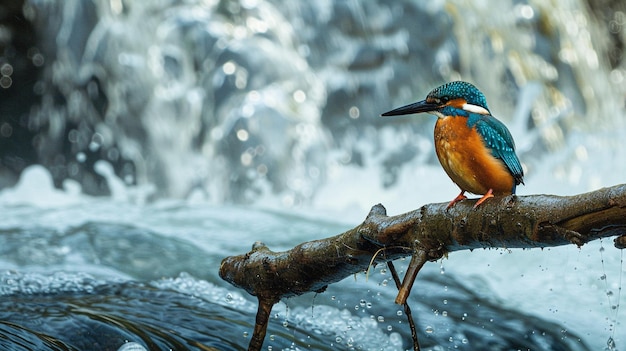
[[462, 103, 489, 115], [431, 110, 445, 119]]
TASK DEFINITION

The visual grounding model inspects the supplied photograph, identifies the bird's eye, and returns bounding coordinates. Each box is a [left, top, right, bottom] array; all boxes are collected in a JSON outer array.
[[440, 97, 449, 103]]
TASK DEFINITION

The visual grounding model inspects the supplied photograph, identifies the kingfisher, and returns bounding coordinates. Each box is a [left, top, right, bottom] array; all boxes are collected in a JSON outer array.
[[381, 81, 524, 208]]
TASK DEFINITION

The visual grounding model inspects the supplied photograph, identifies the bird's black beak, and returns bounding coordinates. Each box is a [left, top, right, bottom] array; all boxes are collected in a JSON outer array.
[[381, 99, 439, 116]]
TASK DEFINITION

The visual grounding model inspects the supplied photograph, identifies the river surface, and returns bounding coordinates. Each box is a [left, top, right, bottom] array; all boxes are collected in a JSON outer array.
[[1, 166, 623, 350]]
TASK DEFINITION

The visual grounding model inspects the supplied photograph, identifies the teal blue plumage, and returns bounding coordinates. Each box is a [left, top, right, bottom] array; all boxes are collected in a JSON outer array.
[[471, 115, 524, 190], [429, 81, 489, 111]]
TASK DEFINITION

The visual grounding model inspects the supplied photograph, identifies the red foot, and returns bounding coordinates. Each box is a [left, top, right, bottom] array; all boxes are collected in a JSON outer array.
[[473, 188, 494, 208], [446, 191, 467, 209]]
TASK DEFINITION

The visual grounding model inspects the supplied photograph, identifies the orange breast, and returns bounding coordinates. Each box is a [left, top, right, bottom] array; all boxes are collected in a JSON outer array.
[[434, 116, 514, 196]]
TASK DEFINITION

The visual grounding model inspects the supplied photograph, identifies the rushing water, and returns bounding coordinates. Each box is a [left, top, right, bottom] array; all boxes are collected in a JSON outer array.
[[1, 0, 626, 350], [0, 173, 601, 350]]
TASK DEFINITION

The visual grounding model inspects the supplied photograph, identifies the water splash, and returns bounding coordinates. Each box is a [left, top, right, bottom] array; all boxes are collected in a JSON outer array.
[[3, 0, 623, 209]]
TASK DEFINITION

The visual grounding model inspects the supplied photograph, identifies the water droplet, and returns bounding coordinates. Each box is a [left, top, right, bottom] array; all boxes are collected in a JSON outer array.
[[349, 106, 360, 119], [76, 152, 86, 163], [396, 310, 403, 316], [223, 61, 236, 75], [600, 246, 605, 252], [117, 342, 147, 351], [366, 302, 373, 309], [377, 316, 385, 322], [440, 266, 446, 274], [387, 325, 393, 331], [293, 90, 306, 103], [335, 336, 342, 343], [600, 274, 607, 280], [359, 299, 366, 307], [607, 290, 614, 297], [331, 296, 336, 300], [269, 334, 275, 341], [346, 337, 354, 347], [243, 331, 249, 338], [462, 338, 468, 344], [607, 336, 616, 350], [267, 346, 272, 351], [236, 129, 249, 141], [1, 63, 13, 76], [381, 279, 388, 286], [425, 326, 434, 334], [282, 321, 289, 327], [443, 299, 448, 304], [225, 293, 233, 302], [442, 311, 448, 317]]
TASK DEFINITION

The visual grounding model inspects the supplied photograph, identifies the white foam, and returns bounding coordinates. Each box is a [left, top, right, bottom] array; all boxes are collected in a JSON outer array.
[[0, 165, 87, 208]]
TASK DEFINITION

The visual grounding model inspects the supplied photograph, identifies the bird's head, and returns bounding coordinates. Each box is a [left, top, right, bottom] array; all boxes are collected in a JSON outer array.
[[382, 81, 491, 118]]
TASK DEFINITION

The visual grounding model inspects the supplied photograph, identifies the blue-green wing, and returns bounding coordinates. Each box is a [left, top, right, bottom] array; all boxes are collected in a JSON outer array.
[[472, 115, 524, 186]]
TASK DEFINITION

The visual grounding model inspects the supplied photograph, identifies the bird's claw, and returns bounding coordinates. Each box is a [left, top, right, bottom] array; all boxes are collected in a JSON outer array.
[[446, 191, 467, 209], [473, 189, 494, 208]]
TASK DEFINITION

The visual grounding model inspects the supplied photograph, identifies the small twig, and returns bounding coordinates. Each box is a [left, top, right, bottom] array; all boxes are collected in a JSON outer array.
[[395, 250, 429, 305], [387, 261, 420, 351], [366, 247, 389, 281], [366, 246, 411, 281], [249, 297, 276, 351]]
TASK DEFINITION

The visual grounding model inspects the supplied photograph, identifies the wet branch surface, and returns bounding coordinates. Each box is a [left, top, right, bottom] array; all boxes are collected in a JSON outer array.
[[220, 184, 626, 351]]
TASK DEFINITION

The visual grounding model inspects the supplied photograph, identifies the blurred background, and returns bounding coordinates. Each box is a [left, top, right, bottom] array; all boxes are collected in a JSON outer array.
[[0, 0, 625, 350]]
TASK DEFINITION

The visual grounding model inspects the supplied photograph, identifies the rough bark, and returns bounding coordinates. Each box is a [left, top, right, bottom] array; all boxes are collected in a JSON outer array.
[[219, 184, 626, 351]]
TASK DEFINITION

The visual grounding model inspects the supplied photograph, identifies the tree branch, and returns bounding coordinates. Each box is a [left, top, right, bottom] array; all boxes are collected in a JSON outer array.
[[219, 184, 626, 350]]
